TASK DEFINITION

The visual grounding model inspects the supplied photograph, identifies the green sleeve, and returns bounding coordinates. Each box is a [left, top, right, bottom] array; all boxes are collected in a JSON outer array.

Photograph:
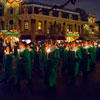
[[76, 49, 82, 62]]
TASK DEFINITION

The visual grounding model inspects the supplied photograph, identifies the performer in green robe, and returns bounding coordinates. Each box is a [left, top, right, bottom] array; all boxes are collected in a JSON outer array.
[[62, 43, 69, 75], [33, 45, 40, 71], [33, 42, 37, 51], [44, 45, 60, 88], [49, 45, 60, 87], [16, 42, 31, 86], [88, 41, 97, 71], [14, 42, 19, 57], [59, 44, 64, 58], [69, 42, 82, 80], [96, 42, 100, 61], [27, 44, 35, 68], [80, 41, 91, 78], [39, 45, 46, 70], [3, 45, 14, 82]]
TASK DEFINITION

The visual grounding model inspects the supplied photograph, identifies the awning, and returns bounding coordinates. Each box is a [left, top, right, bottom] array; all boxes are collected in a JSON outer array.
[[49, 36, 57, 40], [57, 36, 66, 40], [20, 35, 32, 40], [35, 35, 46, 40], [76, 37, 86, 41]]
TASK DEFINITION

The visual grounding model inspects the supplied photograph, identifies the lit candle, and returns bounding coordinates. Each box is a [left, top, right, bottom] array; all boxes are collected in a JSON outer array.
[[4, 50, 9, 55], [86, 46, 89, 53], [74, 48, 78, 57], [98, 44, 100, 47], [4, 50, 7, 59], [46, 48, 50, 60], [18, 49, 20, 57]]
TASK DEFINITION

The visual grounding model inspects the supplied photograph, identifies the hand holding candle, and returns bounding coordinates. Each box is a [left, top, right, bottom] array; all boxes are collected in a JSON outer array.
[[46, 48, 50, 60], [98, 44, 100, 47], [18, 49, 20, 58], [47, 48, 50, 53]]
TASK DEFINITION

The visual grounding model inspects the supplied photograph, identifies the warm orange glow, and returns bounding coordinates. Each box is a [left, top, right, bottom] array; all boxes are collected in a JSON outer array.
[[8, 0, 13, 3]]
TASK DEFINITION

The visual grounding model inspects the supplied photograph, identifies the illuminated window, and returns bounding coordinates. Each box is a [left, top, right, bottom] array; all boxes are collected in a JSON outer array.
[[38, 21, 42, 30], [25, 21, 28, 30]]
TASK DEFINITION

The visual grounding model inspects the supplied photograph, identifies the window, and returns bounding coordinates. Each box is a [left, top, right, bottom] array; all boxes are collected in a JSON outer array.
[[72, 14, 78, 20], [78, 26, 80, 33], [10, 7, 13, 14], [53, 10, 59, 17], [42, 8, 49, 16], [28, 7, 32, 14], [34, 7, 39, 14], [9, 20, 14, 29], [25, 21, 29, 30], [0, 9, 3, 16], [38, 21, 42, 30], [68, 24, 72, 31], [62, 12, 69, 19]]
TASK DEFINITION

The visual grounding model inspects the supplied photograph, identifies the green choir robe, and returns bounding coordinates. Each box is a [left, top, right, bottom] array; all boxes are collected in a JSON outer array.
[[3, 53, 14, 80], [16, 49, 31, 81], [80, 46, 91, 74], [69, 47, 82, 78], [29, 49, 35, 67], [33, 44, 37, 51], [88, 46, 96, 71], [34, 50, 40, 70], [44, 47, 60, 87], [62, 48, 69, 74], [14, 45, 19, 57], [89, 46, 97, 66], [59, 46, 64, 58], [96, 45, 100, 61], [39, 46, 46, 70]]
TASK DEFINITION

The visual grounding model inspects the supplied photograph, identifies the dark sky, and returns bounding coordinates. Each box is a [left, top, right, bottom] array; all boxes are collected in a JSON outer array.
[[32, 0, 100, 20]]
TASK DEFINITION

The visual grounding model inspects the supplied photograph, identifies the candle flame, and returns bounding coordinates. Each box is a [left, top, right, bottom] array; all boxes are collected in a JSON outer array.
[[47, 49, 50, 53]]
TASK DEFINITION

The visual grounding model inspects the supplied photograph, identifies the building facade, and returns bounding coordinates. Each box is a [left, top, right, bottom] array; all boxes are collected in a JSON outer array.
[[0, 0, 99, 42], [96, 20, 100, 38]]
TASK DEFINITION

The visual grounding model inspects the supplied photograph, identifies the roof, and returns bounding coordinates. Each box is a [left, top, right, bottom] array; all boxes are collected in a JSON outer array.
[[25, 1, 52, 7], [20, 35, 32, 40], [24, 1, 79, 15], [96, 20, 100, 24]]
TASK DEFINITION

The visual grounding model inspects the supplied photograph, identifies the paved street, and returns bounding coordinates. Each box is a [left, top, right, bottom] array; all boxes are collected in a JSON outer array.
[[0, 62, 100, 100]]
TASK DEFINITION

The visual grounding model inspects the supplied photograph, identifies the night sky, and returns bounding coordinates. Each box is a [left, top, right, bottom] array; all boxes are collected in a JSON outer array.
[[30, 0, 100, 20]]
